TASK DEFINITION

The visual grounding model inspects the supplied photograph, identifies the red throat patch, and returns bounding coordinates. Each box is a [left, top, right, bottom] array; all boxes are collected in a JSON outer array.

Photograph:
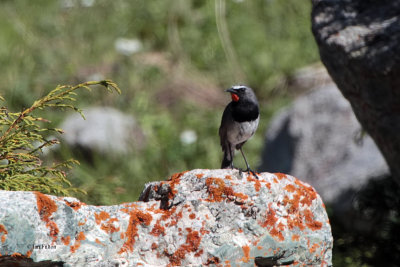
[[231, 93, 239, 102]]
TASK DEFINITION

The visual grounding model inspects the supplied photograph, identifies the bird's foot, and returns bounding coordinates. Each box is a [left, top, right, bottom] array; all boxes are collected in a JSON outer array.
[[243, 168, 259, 179], [229, 165, 240, 171]]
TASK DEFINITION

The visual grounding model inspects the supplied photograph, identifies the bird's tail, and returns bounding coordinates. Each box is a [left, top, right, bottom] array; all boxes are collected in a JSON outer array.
[[221, 150, 233, 169]]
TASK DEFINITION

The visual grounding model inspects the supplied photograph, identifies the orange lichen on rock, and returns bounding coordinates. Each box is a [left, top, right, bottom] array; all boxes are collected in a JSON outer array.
[[270, 228, 284, 241], [262, 204, 278, 228], [70, 231, 86, 253], [282, 181, 322, 232], [167, 171, 188, 199], [100, 218, 120, 234], [0, 224, 7, 243], [234, 192, 249, 201], [120, 208, 130, 213], [168, 171, 188, 182], [224, 259, 232, 267], [169, 229, 202, 266], [95, 238, 104, 245], [0, 224, 7, 235], [167, 210, 182, 227], [240, 245, 251, 263], [309, 243, 320, 253], [274, 173, 287, 180], [64, 200, 84, 211], [47, 221, 59, 242], [35, 192, 59, 242], [194, 248, 204, 257], [94, 211, 110, 224], [206, 177, 231, 202], [292, 234, 300, 241], [254, 179, 261, 192], [306, 219, 323, 231], [70, 242, 80, 253], [189, 213, 196, 220], [61, 236, 71, 245], [151, 242, 158, 250], [261, 204, 286, 241], [288, 215, 306, 231], [247, 175, 261, 192], [76, 231, 86, 241], [264, 181, 272, 189], [118, 210, 153, 254], [205, 256, 221, 265], [153, 206, 180, 227], [205, 177, 247, 203], [200, 227, 209, 235], [150, 222, 165, 236], [293, 180, 318, 207], [284, 184, 296, 193], [196, 173, 204, 179], [35, 192, 57, 222], [26, 250, 32, 258]]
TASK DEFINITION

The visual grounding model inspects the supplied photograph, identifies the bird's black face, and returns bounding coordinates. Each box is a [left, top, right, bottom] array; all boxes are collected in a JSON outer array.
[[225, 85, 252, 103]]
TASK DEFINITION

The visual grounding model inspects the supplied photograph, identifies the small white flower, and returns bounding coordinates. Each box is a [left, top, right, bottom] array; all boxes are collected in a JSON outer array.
[[60, 0, 75, 8], [87, 73, 104, 82], [81, 0, 95, 7], [114, 38, 142, 56], [180, 130, 197, 145]]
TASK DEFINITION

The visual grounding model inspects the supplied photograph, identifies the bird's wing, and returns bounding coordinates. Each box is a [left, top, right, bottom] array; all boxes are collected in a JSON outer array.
[[219, 103, 233, 151]]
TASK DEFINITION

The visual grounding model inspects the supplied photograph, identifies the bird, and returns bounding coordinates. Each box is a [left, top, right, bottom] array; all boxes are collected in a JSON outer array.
[[219, 85, 260, 177]]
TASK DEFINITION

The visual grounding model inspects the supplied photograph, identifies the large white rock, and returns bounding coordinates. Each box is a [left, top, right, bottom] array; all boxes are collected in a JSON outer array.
[[0, 169, 332, 266], [60, 107, 145, 154]]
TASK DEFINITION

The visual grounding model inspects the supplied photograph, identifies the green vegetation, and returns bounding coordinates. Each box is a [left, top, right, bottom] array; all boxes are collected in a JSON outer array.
[[0, 80, 120, 195]]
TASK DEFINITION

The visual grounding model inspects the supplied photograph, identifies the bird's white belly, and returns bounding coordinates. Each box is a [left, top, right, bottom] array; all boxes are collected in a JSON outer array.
[[227, 117, 259, 145]]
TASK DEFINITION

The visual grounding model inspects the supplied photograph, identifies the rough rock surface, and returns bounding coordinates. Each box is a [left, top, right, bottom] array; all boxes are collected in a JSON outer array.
[[312, 0, 400, 182], [259, 82, 389, 204], [60, 107, 145, 154], [0, 169, 332, 266]]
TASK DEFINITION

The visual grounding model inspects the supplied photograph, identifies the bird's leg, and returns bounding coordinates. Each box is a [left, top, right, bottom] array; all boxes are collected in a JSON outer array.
[[239, 147, 259, 179], [228, 145, 236, 170]]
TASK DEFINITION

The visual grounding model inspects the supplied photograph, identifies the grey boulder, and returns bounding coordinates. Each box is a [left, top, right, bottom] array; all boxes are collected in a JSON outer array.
[[60, 107, 145, 154], [259, 82, 389, 205]]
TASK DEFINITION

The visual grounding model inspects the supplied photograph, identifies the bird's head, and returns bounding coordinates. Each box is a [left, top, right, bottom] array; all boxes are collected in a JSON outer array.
[[225, 85, 256, 103]]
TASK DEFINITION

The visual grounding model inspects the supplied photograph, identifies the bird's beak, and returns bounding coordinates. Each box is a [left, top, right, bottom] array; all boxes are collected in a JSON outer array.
[[225, 88, 240, 102], [225, 88, 236, 93]]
